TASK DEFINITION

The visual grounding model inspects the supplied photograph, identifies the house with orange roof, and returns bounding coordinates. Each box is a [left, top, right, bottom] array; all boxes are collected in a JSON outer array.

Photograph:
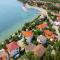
[[32, 44, 46, 57], [36, 23, 48, 30], [44, 30, 56, 41], [22, 31, 33, 43], [6, 41, 20, 59], [0, 49, 9, 60]]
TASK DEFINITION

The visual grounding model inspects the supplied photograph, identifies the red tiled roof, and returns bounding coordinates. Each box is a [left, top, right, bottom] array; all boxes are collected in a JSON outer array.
[[22, 31, 33, 37], [32, 44, 46, 57], [25, 44, 36, 52], [44, 30, 55, 39], [36, 23, 47, 29], [6, 41, 19, 52], [44, 30, 53, 36]]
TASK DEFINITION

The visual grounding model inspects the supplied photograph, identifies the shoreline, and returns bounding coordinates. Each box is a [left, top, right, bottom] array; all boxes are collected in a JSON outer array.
[[1, 4, 44, 42], [0, 3, 48, 43], [25, 3, 48, 16], [0, 13, 40, 43]]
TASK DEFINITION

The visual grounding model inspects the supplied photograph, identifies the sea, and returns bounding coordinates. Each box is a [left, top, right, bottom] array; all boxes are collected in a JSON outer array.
[[0, 0, 39, 42]]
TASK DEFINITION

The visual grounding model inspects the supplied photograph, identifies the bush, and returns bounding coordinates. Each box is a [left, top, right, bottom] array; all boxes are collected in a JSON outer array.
[[0, 44, 3, 49], [23, 38, 28, 45], [53, 41, 60, 51], [32, 39, 38, 45], [33, 29, 42, 35]]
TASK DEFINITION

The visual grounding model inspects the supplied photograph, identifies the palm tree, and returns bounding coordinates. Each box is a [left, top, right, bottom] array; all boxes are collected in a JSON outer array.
[[18, 30, 21, 34], [23, 37, 28, 45], [58, 26, 60, 33], [4, 39, 10, 44], [18, 0, 27, 4], [0, 43, 3, 49], [12, 36, 19, 42], [9, 35, 13, 40], [43, 45, 52, 60]]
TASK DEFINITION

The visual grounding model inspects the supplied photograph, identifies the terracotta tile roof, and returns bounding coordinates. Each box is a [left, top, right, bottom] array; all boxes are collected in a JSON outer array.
[[36, 23, 47, 29], [44, 30, 53, 35], [6, 41, 19, 52], [44, 30, 55, 39], [22, 31, 33, 37], [32, 44, 46, 57], [25, 44, 36, 52]]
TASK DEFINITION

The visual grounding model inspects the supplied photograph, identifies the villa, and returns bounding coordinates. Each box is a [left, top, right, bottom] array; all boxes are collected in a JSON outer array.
[[0, 49, 9, 60], [32, 44, 46, 57], [44, 30, 56, 41], [36, 23, 48, 30], [25, 44, 46, 57], [22, 31, 33, 43], [6, 41, 20, 59], [37, 35, 47, 45], [25, 44, 36, 52]]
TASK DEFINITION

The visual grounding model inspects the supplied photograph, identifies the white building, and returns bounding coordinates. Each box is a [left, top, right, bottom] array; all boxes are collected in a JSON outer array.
[[37, 35, 47, 44], [6, 41, 20, 58], [22, 31, 33, 43]]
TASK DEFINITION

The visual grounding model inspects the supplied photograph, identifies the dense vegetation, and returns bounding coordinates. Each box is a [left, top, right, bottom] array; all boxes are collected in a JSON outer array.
[[18, 0, 27, 3]]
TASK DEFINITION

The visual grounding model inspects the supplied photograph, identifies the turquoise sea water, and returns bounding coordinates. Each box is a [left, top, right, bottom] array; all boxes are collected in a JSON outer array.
[[0, 0, 39, 42]]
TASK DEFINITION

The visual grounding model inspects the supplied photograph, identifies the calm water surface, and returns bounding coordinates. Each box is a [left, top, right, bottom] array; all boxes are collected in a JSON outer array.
[[0, 0, 39, 42]]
